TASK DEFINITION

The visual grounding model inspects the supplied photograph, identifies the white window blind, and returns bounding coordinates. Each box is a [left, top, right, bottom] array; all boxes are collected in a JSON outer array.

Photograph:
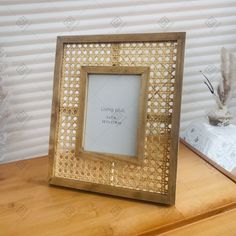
[[0, 0, 236, 163]]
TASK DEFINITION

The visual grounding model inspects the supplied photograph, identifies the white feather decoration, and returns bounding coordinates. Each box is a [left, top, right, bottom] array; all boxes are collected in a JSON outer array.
[[204, 47, 236, 126], [218, 47, 236, 106]]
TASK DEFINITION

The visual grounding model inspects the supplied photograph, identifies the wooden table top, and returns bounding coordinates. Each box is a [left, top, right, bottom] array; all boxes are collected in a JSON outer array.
[[160, 208, 236, 236], [0, 143, 235, 236]]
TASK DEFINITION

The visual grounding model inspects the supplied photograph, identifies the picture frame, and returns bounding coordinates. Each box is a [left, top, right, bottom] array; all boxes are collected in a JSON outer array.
[[49, 33, 186, 205]]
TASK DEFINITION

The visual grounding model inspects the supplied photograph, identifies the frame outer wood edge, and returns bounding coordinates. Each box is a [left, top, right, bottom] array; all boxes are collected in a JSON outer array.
[[50, 176, 170, 205], [59, 32, 186, 43], [49, 33, 186, 205], [167, 32, 186, 204], [48, 36, 64, 182]]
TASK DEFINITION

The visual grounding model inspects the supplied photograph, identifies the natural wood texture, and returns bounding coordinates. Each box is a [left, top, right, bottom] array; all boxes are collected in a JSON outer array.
[[159, 209, 236, 236], [59, 33, 186, 44], [49, 32, 186, 205], [77, 66, 149, 164], [0, 143, 235, 236], [48, 36, 64, 179]]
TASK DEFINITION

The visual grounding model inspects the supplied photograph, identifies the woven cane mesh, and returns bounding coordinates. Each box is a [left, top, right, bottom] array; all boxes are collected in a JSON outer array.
[[54, 41, 178, 194]]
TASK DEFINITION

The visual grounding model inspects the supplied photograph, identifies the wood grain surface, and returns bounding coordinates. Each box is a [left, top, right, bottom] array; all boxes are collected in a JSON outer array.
[[0, 143, 235, 236], [159, 209, 236, 236]]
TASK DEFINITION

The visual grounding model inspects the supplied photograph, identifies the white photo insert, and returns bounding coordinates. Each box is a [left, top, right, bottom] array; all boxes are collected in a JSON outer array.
[[83, 73, 141, 157]]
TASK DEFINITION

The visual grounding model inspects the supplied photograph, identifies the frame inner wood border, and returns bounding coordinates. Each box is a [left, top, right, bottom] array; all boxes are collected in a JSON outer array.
[[77, 66, 149, 165]]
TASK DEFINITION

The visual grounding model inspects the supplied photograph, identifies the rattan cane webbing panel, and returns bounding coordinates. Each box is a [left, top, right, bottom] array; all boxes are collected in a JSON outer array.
[[54, 40, 178, 195]]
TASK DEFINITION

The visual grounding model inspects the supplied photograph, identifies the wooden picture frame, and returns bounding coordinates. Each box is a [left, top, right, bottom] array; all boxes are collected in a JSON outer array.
[[48, 33, 186, 205]]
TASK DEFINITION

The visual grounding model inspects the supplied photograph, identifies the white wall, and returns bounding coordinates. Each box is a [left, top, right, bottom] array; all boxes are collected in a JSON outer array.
[[0, 0, 236, 163]]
